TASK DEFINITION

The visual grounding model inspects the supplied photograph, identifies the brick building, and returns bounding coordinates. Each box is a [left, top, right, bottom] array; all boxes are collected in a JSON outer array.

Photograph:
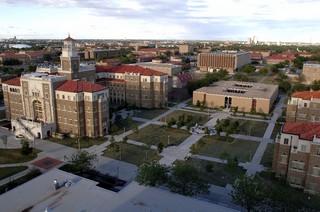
[[272, 122, 320, 194], [193, 81, 278, 114], [302, 62, 320, 84], [286, 91, 320, 122], [96, 65, 168, 108], [197, 51, 251, 74], [2, 35, 109, 139]]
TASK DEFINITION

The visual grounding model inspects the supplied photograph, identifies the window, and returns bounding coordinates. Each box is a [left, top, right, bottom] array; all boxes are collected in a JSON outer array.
[[292, 161, 304, 171], [62, 95, 65, 100], [57, 94, 60, 99], [69, 119, 72, 124], [280, 154, 287, 164], [45, 93, 48, 98], [68, 96, 70, 100], [87, 119, 91, 125], [58, 116, 61, 122], [317, 148, 320, 156], [284, 138, 289, 145], [312, 166, 320, 176], [304, 103, 307, 107], [87, 106, 90, 111], [301, 145, 307, 152], [290, 176, 301, 186], [64, 117, 67, 123]]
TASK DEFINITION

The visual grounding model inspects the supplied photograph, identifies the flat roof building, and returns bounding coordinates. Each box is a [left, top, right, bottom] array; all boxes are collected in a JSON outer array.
[[302, 62, 320, 84], [193, 81, 278, 114], [0, 169, 237, 212], [197, 51, 251, 74]]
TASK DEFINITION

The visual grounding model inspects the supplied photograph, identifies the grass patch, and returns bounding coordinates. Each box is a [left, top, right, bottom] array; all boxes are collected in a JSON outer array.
[[127, 124, 190, 146], [0, 166, 28, 180], [176, 158, 245, 187], [159, 110, 211, 125], [102, 142, 162, 166], [193, 137, 259, 163], [111, 120, 143, 135], [48, 136, 106, 149], [235, 119, 269, 137], [135, 108, 169, 120], [261, 75, 278, 84], [0, 169, 42, 195], [271, 123, 282, 140], [261, 143, 274, 168], [0, 148, 40, 164]]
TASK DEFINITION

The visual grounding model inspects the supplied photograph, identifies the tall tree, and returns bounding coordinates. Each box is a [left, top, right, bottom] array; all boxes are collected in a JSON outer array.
[[136, 161, 169, 187], [230, 175, 267, 212], [168, 163, 209, 196]]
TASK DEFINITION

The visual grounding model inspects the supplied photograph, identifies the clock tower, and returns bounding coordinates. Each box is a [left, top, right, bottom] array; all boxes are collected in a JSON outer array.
[[60, 34, 80, 80]]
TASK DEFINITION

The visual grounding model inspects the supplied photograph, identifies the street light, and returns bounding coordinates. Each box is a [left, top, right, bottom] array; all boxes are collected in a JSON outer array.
[[168, 135, 170, 146]]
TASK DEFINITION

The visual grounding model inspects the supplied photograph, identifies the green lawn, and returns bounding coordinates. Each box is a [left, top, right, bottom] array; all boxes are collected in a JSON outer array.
[[261, 143, 274, 168], [103, 142, 162, 166], [193, 137, 259, 163], [48, 136, 107, 149], [111, 120, 143, 135], [128, 124, 190, 146], [235, 119, 269, 137], [0, 166, 28, 180], [135, 108, 169, 120], [0, 148, 41, 164], [176, 158, 245, 187], [261, 75, 278, 84], [159, 110, 211, 125]]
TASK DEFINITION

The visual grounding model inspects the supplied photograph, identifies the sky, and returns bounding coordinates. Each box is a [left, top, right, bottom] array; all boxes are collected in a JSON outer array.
[[0, 0, 320, 42]]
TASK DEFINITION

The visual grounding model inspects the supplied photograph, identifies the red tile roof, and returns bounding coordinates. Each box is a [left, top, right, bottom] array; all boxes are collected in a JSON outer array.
[[283, 122, 320, 141], [96, 65, 167, 76], [64, 35, 75, 42], [177, 73, 193, 84], [56, 80, 105, 93], [3, 77, 20, 86], [265, 54, 295, 60], [292, 91, 320, 100], [250, 52, 262, 60]]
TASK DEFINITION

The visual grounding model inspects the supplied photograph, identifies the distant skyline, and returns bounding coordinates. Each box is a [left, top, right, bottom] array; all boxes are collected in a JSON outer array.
[[1, 0, 320, 43]]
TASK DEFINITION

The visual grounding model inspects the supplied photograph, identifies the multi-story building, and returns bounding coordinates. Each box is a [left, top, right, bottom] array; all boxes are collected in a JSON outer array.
[[179, 44, 194, 54], [302, 62, 320, 84], [272, 122, 320, 194], [2, 35, 109, 140], [197, 51, 251, 74], [134, 62, 182, 76], [193, 81, 278, 114], [96, 65, 168, 108], [286, 91, 320, 122], [84, 49, 121, 60]]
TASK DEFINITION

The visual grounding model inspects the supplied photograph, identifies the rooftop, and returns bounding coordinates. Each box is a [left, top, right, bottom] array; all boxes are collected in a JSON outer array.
[[200, 51, 250, 56], [283, 122, 320, 141], [194, 81, 278, 99], [0, 169, 237, 212], [3, 77, 21, 86], [96, 65, 167, 76], [292, 91, 320, 100], [56, 80, 106, 93]]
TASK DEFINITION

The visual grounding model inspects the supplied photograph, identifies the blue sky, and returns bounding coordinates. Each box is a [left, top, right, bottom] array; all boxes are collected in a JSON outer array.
[[0, 0, 320, 42]]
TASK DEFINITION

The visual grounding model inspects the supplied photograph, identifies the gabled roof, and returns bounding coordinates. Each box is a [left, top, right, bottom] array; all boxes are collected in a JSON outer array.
[[292, 91, 320, 100], [3, 77, 20, 86], [283, 122, 320, 141], [56, 80, 105, 93], [96, 65, 167, 76], [176, 73, 192, 84]]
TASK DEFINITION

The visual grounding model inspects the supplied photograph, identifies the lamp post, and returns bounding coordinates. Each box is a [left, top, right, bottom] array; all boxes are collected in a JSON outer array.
[[167, 135, 170, 146], [124, 127, 125, 134]]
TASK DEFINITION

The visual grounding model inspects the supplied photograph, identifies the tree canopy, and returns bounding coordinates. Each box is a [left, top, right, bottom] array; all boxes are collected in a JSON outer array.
[[136, 161, 169, 187], [66, 150, 98, 174], [230, 175, 267, 212]]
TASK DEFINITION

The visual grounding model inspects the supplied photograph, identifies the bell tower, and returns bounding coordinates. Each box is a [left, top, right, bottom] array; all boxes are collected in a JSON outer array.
[[60, 34, 80, 80]]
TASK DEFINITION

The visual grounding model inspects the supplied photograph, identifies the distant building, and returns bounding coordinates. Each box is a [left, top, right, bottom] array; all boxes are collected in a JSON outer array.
[[286, 91, 320, 122], [179, 44, 194, 54], [172, 73, 193, 88], [302, 62, 320, 84], [96, 65, 168, 108], [193, 81, 278, 113], [272, 122, 320, 194], [197, 51, 251, 74], [265, 51, 295, 65], [135, 62, 182, 76], [84, 49, 121, 59], [96, 58, 122, 66]]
